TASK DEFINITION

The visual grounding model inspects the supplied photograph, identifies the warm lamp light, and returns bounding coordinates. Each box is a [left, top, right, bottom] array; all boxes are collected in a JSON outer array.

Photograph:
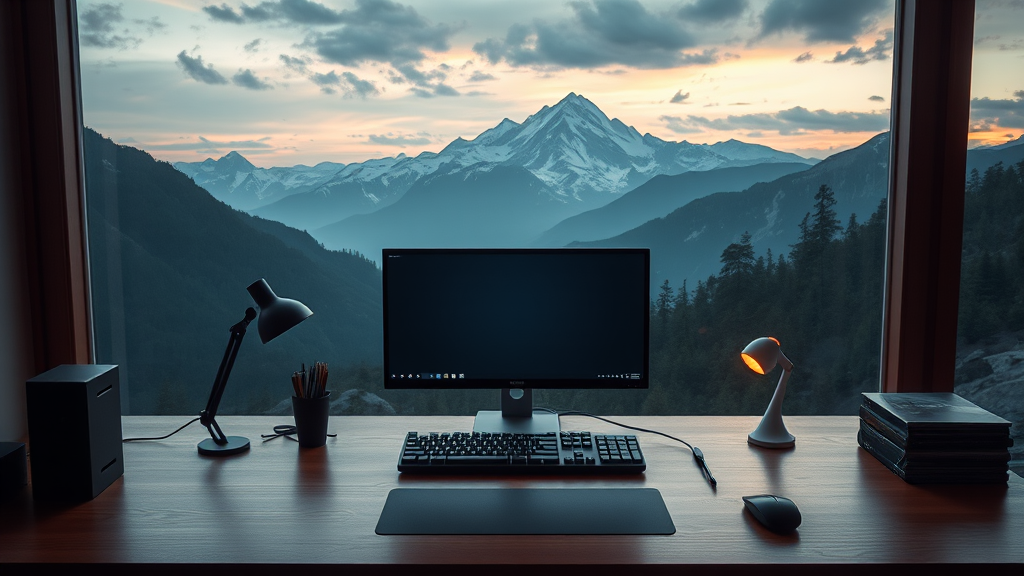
[[741, 337, 795, 449], [197, 279, 312, 456]]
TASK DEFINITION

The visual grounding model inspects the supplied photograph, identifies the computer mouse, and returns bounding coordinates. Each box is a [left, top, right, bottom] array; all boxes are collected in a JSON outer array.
[[742, 494, 802, 534]]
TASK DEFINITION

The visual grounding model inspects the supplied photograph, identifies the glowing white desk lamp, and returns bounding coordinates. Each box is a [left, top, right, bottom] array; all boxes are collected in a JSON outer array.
[[742, 337, 795, 448]]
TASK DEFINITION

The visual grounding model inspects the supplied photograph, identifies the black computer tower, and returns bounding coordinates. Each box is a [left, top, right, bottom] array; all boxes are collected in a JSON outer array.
[[26, 364, 124, 500]]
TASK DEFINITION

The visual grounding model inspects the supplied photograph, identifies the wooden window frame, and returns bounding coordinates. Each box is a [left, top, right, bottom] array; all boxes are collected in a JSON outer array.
[[881, 0, 975, 393], [15, 0, 974, 395], [10, 0, 93, 374]]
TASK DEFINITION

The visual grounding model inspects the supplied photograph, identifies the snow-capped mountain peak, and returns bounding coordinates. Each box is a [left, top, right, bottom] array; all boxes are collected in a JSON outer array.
[[177, 93, 815, 226]]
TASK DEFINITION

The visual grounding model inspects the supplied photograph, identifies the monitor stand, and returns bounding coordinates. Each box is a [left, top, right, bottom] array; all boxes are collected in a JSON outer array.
[[473, 388, 560, 435]]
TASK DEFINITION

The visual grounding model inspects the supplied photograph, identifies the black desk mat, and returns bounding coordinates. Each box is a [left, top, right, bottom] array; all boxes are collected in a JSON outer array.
[[375, 488, 676, 535]]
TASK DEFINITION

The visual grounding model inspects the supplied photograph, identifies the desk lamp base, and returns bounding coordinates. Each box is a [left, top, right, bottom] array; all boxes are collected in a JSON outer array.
[[198, 436, 250, 456]]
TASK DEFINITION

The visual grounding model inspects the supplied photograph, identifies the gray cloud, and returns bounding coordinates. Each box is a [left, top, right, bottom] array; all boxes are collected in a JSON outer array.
[[133, 16, 167, 36], [204, 0, 344, 24], [474, 0, 715, 70], [410, 83, 460, 98], [670, 90, 690, 103], [869, 95, 885, 102], [659, 115, 705, 134], [233, 69, 273, 90], [341, 71, 381, 98], [758, 0, 889, 43], [368, 134, 431, 146], [203, 4, 245, 23], [309, 71, 380, 98], [971, 93, 1024, 129], [678, 0, 748, 23], [79, 3, 142, 50], [310, 70, 380, 97], [144, 136, 273, 151], [301, 0, 458, 86], [303, 0, 455, 66], [280, 54, 311, 74], [311, 71, 341, 94], [662, 105, 890, 136], [244, 39, 264, 53], [793, 51, 813, 62], [262, 0, 345, 23], [827, 30, 893, 64], [468, 71, 496, 82], [176, 51, 229, 85]]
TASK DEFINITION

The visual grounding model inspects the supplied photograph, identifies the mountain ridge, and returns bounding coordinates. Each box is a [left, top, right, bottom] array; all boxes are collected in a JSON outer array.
[[85, 127, 381, 414], [180, 93, 815, 231]]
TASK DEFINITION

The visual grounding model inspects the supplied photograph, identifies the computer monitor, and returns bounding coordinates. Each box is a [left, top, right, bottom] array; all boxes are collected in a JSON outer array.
[[383, 248, 650, 434]]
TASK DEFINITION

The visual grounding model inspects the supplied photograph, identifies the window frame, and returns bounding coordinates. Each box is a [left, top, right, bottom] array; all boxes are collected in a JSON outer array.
[[881, 0, 975, 393], [9, 0, 976, 422], [8, 0, 93, 372]]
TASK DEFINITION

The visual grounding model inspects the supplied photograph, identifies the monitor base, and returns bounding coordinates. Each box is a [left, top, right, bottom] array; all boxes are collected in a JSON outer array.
[[473, 411, 560, 435]]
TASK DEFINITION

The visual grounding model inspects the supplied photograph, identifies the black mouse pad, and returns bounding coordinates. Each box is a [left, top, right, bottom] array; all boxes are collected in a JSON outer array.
[[374, 488, 675, 535]]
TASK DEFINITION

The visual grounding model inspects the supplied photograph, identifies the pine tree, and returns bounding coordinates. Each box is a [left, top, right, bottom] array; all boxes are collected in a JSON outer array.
[[656, 279, 674, 319], [811, 184, 842, 247], [967, 167, 981, 195], [674, 279, 689, 308], [719, 231, 755, 276], [844, 213, 859, 241]]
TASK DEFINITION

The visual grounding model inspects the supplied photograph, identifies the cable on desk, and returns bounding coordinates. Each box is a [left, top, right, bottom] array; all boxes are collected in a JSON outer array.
[[261, 424, 337, 442], [123, 417, 200, 442], [536, 408, 717, 487]]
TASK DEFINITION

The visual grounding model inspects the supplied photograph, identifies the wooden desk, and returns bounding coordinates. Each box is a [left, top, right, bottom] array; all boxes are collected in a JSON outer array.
[[1, 416, 1021, 574]]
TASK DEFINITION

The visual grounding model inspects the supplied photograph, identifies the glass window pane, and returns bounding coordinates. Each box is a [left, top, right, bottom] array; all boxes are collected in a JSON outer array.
[[959, 0, 1024, 476], [78, 0, 894, 416]]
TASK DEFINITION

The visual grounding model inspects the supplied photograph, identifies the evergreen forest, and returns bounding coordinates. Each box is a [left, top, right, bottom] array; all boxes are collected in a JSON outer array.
[[370, 185, 889, 417]]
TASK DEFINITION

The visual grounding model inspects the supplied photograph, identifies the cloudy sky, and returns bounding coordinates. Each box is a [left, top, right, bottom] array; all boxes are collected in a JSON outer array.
[[77, 0, 1024, 167]]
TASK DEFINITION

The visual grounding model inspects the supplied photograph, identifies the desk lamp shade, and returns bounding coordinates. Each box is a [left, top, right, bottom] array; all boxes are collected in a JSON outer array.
[[742, 337, 795, 449], [247, 279, 313, 343], [197, 279, 313, 456]]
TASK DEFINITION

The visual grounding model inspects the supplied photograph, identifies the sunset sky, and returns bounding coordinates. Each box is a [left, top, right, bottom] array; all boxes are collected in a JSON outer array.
[[77, 0, 1024, 167]]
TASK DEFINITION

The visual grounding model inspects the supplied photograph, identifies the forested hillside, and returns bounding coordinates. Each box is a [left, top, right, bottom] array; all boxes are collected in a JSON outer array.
[[85, 128, 383, 414]]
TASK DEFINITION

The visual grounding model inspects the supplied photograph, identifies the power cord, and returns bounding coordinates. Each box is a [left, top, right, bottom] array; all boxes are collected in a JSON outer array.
[[122, 417, 200, 442], [261, 425, 337, 442], [537, 408, 717, 487]]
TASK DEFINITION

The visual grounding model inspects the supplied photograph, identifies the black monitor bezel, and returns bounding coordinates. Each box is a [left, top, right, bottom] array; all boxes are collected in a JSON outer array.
[[382, 247, 650, 390]]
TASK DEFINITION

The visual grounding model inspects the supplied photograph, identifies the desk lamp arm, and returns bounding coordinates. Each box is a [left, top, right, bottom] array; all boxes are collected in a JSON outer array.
[[199, 307, 256, 445]]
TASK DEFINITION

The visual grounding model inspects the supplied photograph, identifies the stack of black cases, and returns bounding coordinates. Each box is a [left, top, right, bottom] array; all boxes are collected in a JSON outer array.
[[858, 392, 1012, 484]]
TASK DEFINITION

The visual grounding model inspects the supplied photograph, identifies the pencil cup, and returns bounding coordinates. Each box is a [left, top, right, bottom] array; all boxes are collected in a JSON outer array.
[[291, 391, 331, 448]]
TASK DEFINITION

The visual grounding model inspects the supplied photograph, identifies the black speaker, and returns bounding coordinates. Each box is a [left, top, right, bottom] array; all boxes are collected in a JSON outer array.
[[26, 364, 124, 500]]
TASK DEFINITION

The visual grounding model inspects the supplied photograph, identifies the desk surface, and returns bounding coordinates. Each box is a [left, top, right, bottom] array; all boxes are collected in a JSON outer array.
[[2, 415, 1022, 574]]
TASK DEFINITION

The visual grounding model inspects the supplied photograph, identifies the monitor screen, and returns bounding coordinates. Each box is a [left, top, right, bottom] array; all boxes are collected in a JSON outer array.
[[383, 248, 650, 390]]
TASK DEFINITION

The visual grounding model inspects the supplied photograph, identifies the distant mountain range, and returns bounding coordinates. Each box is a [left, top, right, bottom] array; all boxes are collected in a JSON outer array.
[[533, 162, 813, 247], [175, 93, 815, 232], [966, 135, 1024, 176], [580, 133, 1024, 290], [580, 133, 892, 287], [165, 91, 1024, 295], [174, 152, 344, 212]]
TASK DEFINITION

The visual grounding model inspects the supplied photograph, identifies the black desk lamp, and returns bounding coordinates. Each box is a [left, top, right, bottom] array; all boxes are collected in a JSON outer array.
[[197, 278, 313, 456]]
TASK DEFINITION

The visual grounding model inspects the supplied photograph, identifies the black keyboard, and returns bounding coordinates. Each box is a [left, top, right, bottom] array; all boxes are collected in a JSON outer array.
[[397, 431, 646, 474]]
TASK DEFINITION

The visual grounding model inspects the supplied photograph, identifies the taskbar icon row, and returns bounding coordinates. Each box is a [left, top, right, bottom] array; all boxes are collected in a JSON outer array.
[[391, 373, 466, 380]]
